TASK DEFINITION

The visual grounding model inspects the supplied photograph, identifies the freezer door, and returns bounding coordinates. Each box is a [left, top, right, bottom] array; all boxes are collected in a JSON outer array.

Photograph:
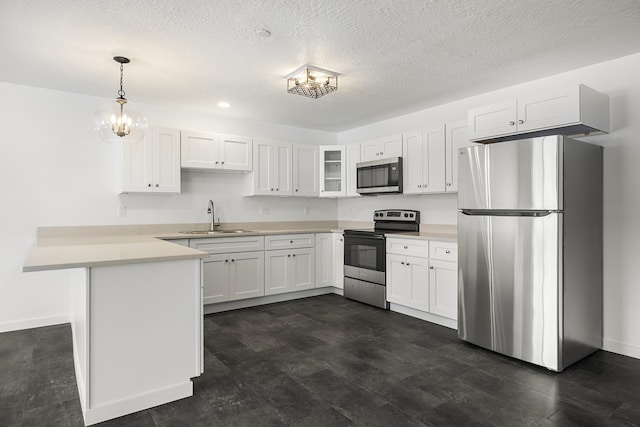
[[458, 136, 562, 211], [458, 211, 562, 371]]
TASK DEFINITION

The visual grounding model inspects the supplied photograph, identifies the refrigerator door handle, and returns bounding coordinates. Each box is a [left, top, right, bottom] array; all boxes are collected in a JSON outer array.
[[460, 209, 555, 217]]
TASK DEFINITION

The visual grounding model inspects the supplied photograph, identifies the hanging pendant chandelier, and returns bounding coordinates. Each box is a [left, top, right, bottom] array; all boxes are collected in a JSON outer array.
[[94, 56, 147, 143]]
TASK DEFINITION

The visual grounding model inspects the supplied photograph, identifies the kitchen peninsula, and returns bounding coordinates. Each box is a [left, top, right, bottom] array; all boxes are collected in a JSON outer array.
[[23, 228, 207, 426]]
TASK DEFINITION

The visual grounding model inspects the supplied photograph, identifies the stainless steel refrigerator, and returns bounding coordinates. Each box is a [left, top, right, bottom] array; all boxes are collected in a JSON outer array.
[[457, 135, 602, 371]]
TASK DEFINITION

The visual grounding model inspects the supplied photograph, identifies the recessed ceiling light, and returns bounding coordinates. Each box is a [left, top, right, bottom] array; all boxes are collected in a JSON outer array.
[[256, 29, 271, 37], [217, 101, 231, 108]]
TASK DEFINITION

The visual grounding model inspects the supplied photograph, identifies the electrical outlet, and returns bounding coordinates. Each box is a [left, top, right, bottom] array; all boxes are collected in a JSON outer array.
[[117, 205, 126, 217], [260, 206, 269, 216], [303, 206, 310, 215]]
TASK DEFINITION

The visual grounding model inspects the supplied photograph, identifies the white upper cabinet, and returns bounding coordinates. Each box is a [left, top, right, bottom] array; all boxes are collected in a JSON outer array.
[[319, 146, 346, 198], [252, 139, 292, 195], [360, 133, 402, 162], [402, 126, 446, 195], [468, 84, 610, 142], [181, 130, 252, 172], [292, 143, 319, 197], [121, 127, 181, 194], [345, 143, 361, 198], [445, 120, 479, 193]]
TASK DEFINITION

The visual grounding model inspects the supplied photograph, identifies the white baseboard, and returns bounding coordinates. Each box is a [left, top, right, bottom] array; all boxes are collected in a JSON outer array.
[[0, 314, 69, 333], [204, 287, 338, 315], [83, 381, 193, 426], [389, 303, 457, 330], [603, 338, 640, 360]]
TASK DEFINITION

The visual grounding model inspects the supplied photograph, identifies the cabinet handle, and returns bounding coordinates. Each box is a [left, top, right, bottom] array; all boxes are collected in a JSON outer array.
[[406, 262, 410, 266], [430, 266, 434, 269], [295, 189, 299, 192], [215, 161, 219, 164], [404, 245, 408, 249], [221, 161, 225, 165], [290, 240, 293, 243], [225, 259, 228, 263], [509, 121, 515, 126], [288, 254, 291, 257], [401, 261, 405, 265], [148, 183, 152, 187], [423, 183, 427, 187], [271, 188, 274, 191], [446, 183, 452, 186], [518, 120, 524, 124], [231, 259, 235, 262], [340, 238, 343, 242], [380, 152, 384, 156], [292, 254, 296, 257], [418, 184, 422, 188], [155, 184, 159, 187], [445, 250, 451, 254]]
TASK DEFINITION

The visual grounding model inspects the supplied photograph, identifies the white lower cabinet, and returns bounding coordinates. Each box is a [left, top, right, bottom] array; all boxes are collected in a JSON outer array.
[[333, 233, 344, 289], [386, 237, 458, 326], [190, 236, 265, 305], [265, 248, 315, 295], [265, 234, 315, 295], [315, 233, 334, 288]]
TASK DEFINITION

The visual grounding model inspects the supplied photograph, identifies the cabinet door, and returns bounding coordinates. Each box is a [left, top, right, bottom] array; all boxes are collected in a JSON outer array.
[[423, 126, 446, 193], [152, 128, 181, 193], [219, 134, 252, 171], [229, 252, 264, 300], [468, 100, 517, 141], [360, 139, 380, 162], [379, 133, 403, 158], [345, 143, 361, 197], [121, 131, 153, 193], [407, 255, 429, 311], [386, 253, 409, 305], [402, 130, 424, 195], [319, 146, 346, 197], [429, 259, 458, 320], [264, 249, 290, 295], [517, 86, 580, 133], [315, 233, 334, 288], [181, 131, 219, 169], [333, 233, 344, 289], [445, 120, 479, 193], [202, 254, 230, 304], [252, 139, 274, 195], [291, 248, 315, 291], [274, 142, 293, 195], [292, 144, 319, 196]]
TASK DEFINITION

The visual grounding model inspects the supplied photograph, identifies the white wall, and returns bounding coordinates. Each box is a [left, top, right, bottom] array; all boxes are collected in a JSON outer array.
[[338, 52, 640, 359], [0, 82, 337, 332]]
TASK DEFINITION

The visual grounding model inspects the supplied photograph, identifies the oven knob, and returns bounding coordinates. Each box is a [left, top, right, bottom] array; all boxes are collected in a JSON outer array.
[[404, 213, 408, 218], [410, 213, 414, 217]]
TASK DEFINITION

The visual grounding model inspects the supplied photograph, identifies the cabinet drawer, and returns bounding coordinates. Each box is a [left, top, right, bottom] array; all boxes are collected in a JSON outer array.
[[429, 241, 457, 262], [386, 238, 429, 257], [265, 234, 315, 250], [190, 236, 265, 255]]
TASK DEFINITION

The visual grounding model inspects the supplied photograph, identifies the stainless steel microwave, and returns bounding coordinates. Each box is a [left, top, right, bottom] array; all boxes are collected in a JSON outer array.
[[356, 157, 403, 195]]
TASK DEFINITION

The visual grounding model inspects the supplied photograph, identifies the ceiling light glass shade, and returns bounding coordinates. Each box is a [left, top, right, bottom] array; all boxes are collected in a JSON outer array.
[[286, 65, 338, 99], [94, 98, 147, 143]]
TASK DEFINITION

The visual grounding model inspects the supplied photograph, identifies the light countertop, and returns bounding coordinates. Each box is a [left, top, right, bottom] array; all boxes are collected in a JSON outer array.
[[23, 222, 456, 272]]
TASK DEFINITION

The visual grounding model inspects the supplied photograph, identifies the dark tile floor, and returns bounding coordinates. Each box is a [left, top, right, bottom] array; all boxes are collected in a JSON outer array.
[[2, 294, 640, 426]]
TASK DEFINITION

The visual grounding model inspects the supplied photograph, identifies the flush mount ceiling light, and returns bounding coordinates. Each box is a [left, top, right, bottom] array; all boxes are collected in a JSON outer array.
[[286, 64, 338, 99], [94, 56, 147, 143]]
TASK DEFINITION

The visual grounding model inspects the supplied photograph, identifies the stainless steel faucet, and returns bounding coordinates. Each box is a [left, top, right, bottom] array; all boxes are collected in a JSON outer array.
[[207, 199, 219, 231]]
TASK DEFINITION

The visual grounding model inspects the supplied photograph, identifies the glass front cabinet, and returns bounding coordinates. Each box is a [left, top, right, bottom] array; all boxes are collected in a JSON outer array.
[[319, 146, 346, 197]]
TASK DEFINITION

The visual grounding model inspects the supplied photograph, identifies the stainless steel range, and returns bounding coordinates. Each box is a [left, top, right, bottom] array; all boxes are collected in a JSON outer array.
[[343, 209, 420, 309]]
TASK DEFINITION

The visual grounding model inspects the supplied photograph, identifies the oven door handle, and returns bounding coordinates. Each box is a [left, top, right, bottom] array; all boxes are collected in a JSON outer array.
[[344, 234, 385, 241]]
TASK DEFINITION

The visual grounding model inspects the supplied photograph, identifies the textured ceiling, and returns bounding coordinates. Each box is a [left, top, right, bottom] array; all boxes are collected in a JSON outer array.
[[1, 0, 640, 131]]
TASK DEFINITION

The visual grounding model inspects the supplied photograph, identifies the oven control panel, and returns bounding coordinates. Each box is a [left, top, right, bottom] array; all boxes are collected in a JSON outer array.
[[373, 209, 420, 223]]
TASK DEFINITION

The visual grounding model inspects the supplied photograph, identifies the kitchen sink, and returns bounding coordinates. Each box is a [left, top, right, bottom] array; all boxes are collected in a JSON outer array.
[[179, 229, 253, 235]]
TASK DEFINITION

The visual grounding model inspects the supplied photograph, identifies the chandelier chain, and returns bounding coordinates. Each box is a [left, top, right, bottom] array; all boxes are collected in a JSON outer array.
[[118, 62, 126, 99]]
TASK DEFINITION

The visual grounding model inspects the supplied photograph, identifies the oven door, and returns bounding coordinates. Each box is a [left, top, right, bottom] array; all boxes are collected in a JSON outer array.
[[343, 232, 386, 285]]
